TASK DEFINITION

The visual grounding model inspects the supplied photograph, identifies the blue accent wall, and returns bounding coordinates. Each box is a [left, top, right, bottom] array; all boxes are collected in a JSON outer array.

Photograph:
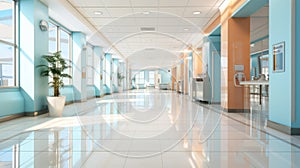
[[103, 53, 112, 93], [232, 0, 268, 17], [0, 89, 24, 117], [159, 69, 171, 84], [294, 0, 300, 128], [93, 47, 102, 97], [86, 85, 96, 98], [72, 32, 86, 101], [204, 36, 221, 103], [269, 0, 295, 127], [19, 0, 49, 113]]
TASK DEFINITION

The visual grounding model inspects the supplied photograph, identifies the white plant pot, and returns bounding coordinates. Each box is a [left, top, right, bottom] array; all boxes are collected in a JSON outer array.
[[46, 96, 66, 117]]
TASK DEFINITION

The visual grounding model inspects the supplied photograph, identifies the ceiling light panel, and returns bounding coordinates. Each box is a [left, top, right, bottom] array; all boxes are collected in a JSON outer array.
[[133, 8, 158, 15], [183, 7, 210, 17], [78, 8, 110, 17]]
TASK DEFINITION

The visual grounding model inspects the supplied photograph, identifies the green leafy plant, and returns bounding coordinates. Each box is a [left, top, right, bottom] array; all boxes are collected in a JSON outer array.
[[37, 51, 72, 97], [117, 72, 125, 86]]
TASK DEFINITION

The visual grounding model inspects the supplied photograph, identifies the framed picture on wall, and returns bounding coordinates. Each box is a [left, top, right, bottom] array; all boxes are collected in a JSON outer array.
[[272, 42, 285, 72]]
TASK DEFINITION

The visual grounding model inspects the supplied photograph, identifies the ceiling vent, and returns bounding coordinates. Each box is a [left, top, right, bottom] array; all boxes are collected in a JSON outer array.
[[140, 27, 156, 31]]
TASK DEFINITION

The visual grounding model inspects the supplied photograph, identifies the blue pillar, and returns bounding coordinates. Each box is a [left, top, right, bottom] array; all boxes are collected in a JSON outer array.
[[203, 36, 221, 103], [72, 32, 87, 101], [103, 53, 112, 94], [19, 0, 49, 115], [112, 58, 119, 92], [119, 61, 126, 90], [267, 0, 300, 134], [93, 46, 102, 97], [295, 0, 300, 131]]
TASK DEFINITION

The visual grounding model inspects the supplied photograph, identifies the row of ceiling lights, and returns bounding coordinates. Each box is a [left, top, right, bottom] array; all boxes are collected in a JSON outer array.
[[93, 10, 202, 32], [93, 10, 202, 15]]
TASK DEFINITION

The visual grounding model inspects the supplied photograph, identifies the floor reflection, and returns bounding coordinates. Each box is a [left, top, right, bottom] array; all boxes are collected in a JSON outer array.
[[0, 90, 299, 167]]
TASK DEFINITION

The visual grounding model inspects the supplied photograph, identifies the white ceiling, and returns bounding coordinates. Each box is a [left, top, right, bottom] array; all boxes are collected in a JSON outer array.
[[44, 0, 269, 69], [66, 0, 225, 69]]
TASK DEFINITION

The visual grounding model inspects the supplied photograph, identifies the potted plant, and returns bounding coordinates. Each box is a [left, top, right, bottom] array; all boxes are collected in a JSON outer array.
[[37, 51, 72, 117], [117, 72, 125, 86]]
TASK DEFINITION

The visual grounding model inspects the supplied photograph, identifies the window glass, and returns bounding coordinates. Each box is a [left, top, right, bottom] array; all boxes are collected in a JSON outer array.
[[105, 56, 111, 86], [48, 22, 57, 53], [149, 71, 155, 85], [0, 0, 15, 87], [48, 22, 72, 85], [0, 0, 14, 43], [136, 71, 144, 84], [60, 29, 71, 84]]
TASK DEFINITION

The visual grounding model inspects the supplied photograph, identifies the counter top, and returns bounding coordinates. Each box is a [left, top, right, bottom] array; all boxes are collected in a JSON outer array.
[[240, 80, 269, 85]]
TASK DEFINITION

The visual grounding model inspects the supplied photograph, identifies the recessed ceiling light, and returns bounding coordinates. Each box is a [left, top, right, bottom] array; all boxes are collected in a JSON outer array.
[[94, 11, 103, 15], [142, 11, 150, 15], [184, 28, 189, 31], [193, 11, 201, 15]]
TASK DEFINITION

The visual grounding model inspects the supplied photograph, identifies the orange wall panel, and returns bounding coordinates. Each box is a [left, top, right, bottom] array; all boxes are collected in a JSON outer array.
[[193, 48, 203, 78], [221, 17, 250, 111]]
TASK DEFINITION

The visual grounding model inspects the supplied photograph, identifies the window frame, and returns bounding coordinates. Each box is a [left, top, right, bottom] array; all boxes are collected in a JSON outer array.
[[136, 71, 145, 85], [0, 0, 18, 88], [48, 20, 73, 85], [149, 71, 155, 85]]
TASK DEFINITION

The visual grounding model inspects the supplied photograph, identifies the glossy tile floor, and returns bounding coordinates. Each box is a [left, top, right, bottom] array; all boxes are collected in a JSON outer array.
[[1, 89, 300, 168]]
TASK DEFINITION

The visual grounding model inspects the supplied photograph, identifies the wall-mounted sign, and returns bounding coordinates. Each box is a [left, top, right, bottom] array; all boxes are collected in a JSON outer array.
[[273, 42, 285, 72]]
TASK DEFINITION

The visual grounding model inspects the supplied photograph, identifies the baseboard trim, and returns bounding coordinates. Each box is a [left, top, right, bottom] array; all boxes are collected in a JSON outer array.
[[25, 109, 48, 117], [0, 113, 25, 123], [267, 120, 300, 135], [223, 108, 250, 113]]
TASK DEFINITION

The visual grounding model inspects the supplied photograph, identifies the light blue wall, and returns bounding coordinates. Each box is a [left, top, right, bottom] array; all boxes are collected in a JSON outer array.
[[86, 85, 96, 98], [93, 46, 102, 97], [269, 0, 296, 127], [99, 50, 104, 96], [0, 89, 24, 117], [19, 0, 49, 113], [103, 53, 112, 94], [232, 0, 268, 17], [49, 86, 75, 103], [205, 36, 221, 103], [294, 0, 300, 128], [112, 59, 119, 93], [144, 70, 149, 84], [159, 69, 171, 84], [72, 32, 86, 101]]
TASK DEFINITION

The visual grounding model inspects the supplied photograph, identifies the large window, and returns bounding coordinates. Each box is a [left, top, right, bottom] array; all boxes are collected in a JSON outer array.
[[48, 22, 72, 84], [0, 0, 16, 87], [86, 44, 94, 85], [135, 71, 144, 84], [149, 71, 155, 85]]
